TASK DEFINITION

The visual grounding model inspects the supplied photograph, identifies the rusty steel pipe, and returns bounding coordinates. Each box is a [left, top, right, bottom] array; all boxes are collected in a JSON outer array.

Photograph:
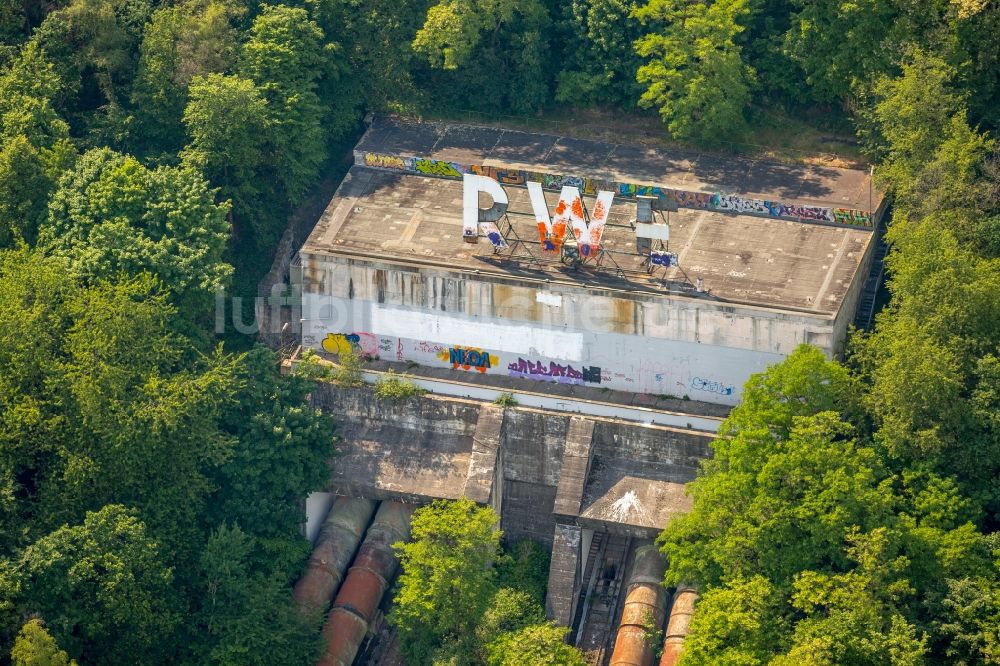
[[294, 497, 378, 614], [317, 501, 416, 666], [659, 586, 698, 666], [609, 545, 668, 666]]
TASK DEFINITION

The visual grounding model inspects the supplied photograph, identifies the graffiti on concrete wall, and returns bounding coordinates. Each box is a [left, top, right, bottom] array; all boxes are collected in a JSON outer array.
[[690, 376, 735, 396], [322, 332, 379, 357], [507, 357, 601, 385], [363, 153, 408, 170], [354, 150, 873, 229], [416, 340, 445, 355], [472, 165, 525, 185], [437, 346, 499, 373], [301, 304, 760, 406], [834, 208, 872, 226], [414, 158, 464, 178]]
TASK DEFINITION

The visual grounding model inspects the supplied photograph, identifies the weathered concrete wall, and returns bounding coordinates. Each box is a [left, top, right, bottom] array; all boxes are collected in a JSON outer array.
[[314, 387, 484, 504], [312, 383, 712, 545], [298, 254, 837, 404], [831, 227, 877, 356], [309, 382, 713, 635]]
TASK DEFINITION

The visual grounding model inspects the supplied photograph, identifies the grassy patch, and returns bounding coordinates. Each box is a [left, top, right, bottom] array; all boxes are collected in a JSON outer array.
[[493, 392, 518, 408], [374, 370, 426, 402]]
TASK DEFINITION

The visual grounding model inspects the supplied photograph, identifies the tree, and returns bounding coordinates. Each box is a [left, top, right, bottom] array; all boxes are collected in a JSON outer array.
[[238, 5, 327, 207], [40, 147, 232, 319], [677, 576, 787, 666], [474, 588, 545, 654], [10, 620, 77, 666], [0, 136, 52, 247], [772, 530, 928, 665], [409, 0, 552, 115], [0, 42, 72, 150], [0, 0, 26, 44], [28, 0, 153, 134], [208, 347, 336, 578], [495, 539, 550, 605], [872, 51, 966, 195], [931, 574, 1000, 664], [948, 1, 1000, 128], [781, 0, 898, 104], [555, 0, 644, 107], [661, 409, 895, 590], [0, 250, 340, 660], [192, 524, 324, 666], [656, 345, 995, 662], [852, 219, 1000, 512], [635, 0, 755, 143], [869, 51, 1000, 256], [391, 498, 502, 664], [483, 622, 586, 666], [130, 0, 241, 154], [0, 43, 76, 247], [12, 505, 179, 666], [181, 73, 268, 216], [307, 0, 428, 112], [412, 0, 516, 70]]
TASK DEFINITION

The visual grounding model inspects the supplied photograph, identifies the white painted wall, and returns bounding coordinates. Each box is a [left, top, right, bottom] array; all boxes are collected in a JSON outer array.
[[302, 293, 785, 405], [298, 253, 844, 406]]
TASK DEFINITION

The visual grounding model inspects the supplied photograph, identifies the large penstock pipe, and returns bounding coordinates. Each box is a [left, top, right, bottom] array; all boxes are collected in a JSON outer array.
[[317, 501, 415, 666], [609, 544, 669, 666], [294, 497, 378, 614], [659, 586, 698, 666]]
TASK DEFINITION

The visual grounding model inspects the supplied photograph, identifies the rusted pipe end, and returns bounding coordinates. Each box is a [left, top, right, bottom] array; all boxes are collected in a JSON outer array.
[[610, 625, 655, 666], [609, 545, 669, 666], [331, 568, 387, 624], [659, 586, 699, 666], [293, 498, 378, 613], [659, 642, 684, 666], [317, 607, 368, 666], [619, 584, 667, 628]]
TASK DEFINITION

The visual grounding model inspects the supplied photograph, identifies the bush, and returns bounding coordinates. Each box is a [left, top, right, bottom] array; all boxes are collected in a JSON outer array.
[[374, 370, 425, 401], [294, 347, 332, 380], [493, 392, 518, 407], [474, 588, 545, 649], [334, 346, 364, 387], [496, 540, 550, 604]]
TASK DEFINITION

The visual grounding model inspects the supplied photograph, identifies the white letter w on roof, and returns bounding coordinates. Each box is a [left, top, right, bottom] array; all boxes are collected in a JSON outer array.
[[527, 181, 614, 257]]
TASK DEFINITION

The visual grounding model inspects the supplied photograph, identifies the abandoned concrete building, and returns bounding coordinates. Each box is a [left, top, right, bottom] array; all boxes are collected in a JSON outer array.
[[277, 116, 886, 664]]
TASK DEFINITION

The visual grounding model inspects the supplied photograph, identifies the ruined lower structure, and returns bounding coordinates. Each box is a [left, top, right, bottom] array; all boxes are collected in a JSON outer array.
[[300, 382, 711, 662]]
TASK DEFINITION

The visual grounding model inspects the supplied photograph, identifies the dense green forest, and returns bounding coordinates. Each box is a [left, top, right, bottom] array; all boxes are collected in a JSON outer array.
[[1, 0, 998, 663]]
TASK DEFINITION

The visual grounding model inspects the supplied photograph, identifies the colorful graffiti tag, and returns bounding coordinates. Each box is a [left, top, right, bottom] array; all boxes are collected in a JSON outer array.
[[414, 158, 463, 177], [363, 153, 407, 170], [507, 358, 601, 385], [355, 150, 874, 229], [833, 208, 872, 226], [321, 332, 379, 357], [690, 377, 734, 396], [437, 346, 499, 373]]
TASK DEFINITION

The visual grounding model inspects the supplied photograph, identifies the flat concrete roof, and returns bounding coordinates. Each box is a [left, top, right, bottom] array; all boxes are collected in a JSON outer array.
[[357, 116, 883, 212], [302, 166, 874, 315]]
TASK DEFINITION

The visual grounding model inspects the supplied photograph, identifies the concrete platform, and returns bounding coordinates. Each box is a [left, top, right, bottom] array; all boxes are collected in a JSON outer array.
[[302, 166, 873, 315], [356, 116, 882, 212]]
